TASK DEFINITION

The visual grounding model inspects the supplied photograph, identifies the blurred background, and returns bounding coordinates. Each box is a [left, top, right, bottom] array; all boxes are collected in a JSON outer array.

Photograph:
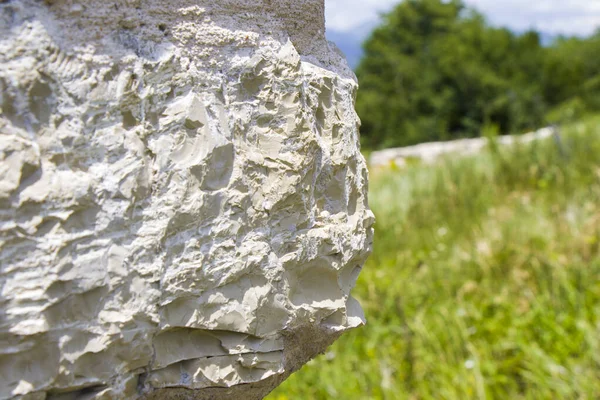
[[268, 0, 600, 398]]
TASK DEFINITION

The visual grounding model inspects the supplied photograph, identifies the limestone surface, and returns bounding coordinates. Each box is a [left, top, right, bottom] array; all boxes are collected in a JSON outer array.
[[0, 1, 374, 399]]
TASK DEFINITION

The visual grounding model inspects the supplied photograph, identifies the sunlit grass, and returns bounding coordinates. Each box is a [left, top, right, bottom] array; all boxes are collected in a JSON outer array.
[[268, 116, 600, 399]]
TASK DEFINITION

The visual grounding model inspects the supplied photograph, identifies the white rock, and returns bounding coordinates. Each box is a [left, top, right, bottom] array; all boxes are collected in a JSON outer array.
[[369, 127, 556, 167], [0, 1, 373, 399]]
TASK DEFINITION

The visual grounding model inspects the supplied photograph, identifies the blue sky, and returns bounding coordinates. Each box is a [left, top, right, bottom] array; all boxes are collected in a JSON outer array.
[[325, 0, 600, 37]]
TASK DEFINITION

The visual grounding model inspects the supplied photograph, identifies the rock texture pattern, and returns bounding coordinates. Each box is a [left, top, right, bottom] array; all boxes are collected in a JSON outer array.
[[0, 1, 373, 399]]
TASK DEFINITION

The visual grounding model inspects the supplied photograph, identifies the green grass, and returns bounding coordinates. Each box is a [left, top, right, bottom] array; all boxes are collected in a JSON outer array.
[[268, 116, 600, 400]]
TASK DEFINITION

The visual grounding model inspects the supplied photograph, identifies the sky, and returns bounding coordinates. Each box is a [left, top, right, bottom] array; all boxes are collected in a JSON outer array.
[[325, 0, 600, 37]]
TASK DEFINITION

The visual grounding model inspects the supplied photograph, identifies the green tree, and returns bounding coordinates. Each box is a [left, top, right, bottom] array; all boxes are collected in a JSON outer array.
[[355, 0, 594, 149]]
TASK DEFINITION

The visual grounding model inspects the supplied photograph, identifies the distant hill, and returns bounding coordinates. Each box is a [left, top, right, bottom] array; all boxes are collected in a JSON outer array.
[[326, 22, 377, 69], [326, 30, 364, 69], [540, 32, 557, 46]]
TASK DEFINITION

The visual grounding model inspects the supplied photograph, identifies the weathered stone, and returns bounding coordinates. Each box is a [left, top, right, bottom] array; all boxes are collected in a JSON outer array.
[[0, 1, 373, 399]]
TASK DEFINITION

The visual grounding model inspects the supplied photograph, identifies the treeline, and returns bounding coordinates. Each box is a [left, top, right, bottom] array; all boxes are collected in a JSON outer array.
[[356, 0, 600, 149]]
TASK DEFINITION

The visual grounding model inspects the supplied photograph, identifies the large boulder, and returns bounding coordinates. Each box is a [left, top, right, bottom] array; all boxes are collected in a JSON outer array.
[[0, 1, 373, 398]]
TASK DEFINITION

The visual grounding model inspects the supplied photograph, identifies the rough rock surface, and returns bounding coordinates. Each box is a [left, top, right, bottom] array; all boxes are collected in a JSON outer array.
[[0, 1, 374, 399]]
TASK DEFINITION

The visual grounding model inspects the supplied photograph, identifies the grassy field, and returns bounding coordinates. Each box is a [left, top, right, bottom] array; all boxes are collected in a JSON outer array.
[[268, 116, 600, 399]]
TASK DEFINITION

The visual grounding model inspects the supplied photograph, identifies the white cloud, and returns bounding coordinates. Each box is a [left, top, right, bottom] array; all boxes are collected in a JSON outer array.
[[325, 0, 600, 36], [325, 0, 396, 32]]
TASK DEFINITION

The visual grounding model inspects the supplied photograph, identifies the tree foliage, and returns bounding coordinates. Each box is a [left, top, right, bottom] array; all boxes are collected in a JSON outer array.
[[356, 0, 600, 148]]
